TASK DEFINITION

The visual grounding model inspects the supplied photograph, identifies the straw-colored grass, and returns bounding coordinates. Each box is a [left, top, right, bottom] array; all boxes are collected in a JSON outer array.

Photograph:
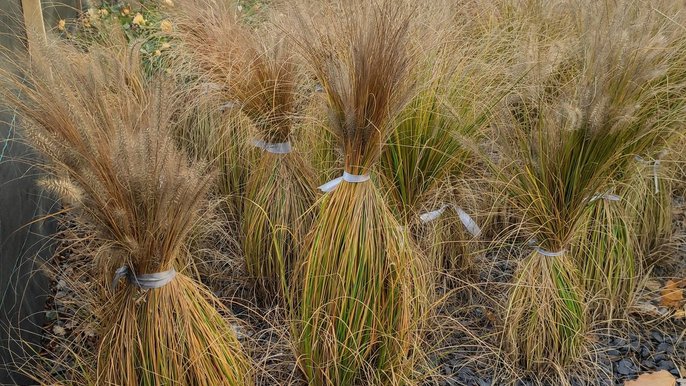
[[491, 0, 686, 372], [504, 249, 586, 372], [289, 1, 429, 384], [0, 38, 252, 385], [626, 154, 673, 262], [168, 0, 251, 219], [171, 0, 317, 298], [576, 195, 638, 322]]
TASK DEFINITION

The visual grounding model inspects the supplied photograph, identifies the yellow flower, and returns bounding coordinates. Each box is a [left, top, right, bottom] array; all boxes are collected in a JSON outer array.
[[132, 13, 145, 25], [160, 19, 173, 33], [99, 8, 109, 17], [153, 50, 162, 57], [57, 19, 66, 31], [121, 7, 130, 16]]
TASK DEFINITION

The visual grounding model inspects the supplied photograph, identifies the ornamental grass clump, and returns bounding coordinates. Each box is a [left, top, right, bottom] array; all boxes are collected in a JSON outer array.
[[0, 40, 252, 385], [173, 1, 316, 298], [626, 153, 673, 262], [564, 0, 686, 320], [496, 0, 686, 372], [380, 20, 509, 278], [381, 75, 478, 279], [169, 0, 250, 218], [290, 1, 428, 384], [237, 37, 317, 299], [576, 194, 637, 322]]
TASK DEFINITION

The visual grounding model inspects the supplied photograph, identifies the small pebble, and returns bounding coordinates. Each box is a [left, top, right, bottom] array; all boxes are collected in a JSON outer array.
[[607, 349, 621, 357], [657, 342, 674, 354], [658, 360, 676, 371], [642, 359, 655, 369], [616, 359, 637, 376], [652, 331, 664, 342]]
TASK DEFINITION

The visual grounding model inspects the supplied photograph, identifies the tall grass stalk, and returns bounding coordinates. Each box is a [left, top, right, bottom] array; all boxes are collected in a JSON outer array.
[[576, 195, 637, 322], [169, 0, 251, 219], [494, 0, 686, 371], [625, 154, 673, 262], [0, 39, 252, 385], [290, 1, 429, 384], [172, 1, 317, 298]]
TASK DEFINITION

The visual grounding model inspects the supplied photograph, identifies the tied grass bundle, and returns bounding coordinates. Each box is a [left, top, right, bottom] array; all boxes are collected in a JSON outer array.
[[0, 40, 252, 385], [234, 36, 316, 299], [379, 11, 510, 279], [495, 0, 686, 372], [576, 196, 637, 321], [291, 1, 428, 384], [626, 155, 673, 261], [169, 0, 250, 218], [505, 248, 585, 371], [173, 0, 316, 297]]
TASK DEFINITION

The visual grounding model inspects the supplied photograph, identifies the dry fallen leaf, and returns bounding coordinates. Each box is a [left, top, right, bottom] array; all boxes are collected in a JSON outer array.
[[624, 370, 675, 386], [661, 280, 684, 308]]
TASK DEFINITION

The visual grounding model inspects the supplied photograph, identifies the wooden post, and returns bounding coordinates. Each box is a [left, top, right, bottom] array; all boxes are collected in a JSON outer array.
[[20, 0, 46, 54]]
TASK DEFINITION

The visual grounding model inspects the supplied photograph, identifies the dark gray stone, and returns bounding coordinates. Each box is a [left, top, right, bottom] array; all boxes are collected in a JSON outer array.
[[641, 359, 655, 369], [616, 359, 637, 375], [477, 378, 492, 386], [651, 331, 664, 343], [607, 349, 621, 357], [658, 360, 676, 371], [657, 342, 674, 354]]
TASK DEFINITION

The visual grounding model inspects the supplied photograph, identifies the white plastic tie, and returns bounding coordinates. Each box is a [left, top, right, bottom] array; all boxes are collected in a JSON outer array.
[[200, 82, 222, 93], [419, 205, 448, 223], [419, 205, 481, 237], [534, 246, 566, 257], [635, 153, 666, 194], [219, 101, 240, 112], [318, 171, 370, 192], [112, 266, 177, 290], [252, 139, 292, 154], [653, 160, 661, 193], [589, 192, 621, 203], [455, 207, 482, 237]]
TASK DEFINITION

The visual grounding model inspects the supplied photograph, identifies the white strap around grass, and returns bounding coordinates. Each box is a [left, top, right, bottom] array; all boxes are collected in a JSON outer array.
[[112, 266, 177, 290], [219, 101, 240, 112], [318, 171, 370, 192], [419, 204, 482, 237], [589, 192, 621, 203], [527, 238, 565, 257], [635, 151, 667, 194], [533, 246, 566, 257], [252, 139, 292, 154]]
